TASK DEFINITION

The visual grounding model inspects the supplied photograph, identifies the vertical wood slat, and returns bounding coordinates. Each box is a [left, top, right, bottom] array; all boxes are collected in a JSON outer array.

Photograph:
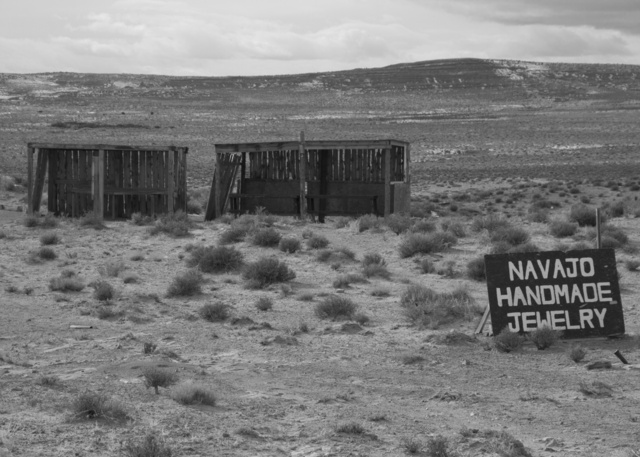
[[92, 150, 104, 218], [130, 150, 139, 214], [72, 150, 79, 217], [298, 131, 306, 219], [384, 147, 391, 217], [214, 152, 222, 219], [33, 148, 48, 213], [78, 150, 87, 215], [167, 150, 175, 213], [27, 147, 34, 214], [147, 151, 155, 216], [58, 150, 65, 215], [48, 149, 56, 213]]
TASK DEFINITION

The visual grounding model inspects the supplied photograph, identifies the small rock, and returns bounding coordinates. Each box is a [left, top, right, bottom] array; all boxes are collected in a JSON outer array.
[[340, 323, 362, 334], [586, 361, 612, 370]]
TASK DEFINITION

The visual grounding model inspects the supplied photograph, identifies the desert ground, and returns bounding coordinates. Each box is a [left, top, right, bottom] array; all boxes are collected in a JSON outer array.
[[1, 59, 640, 456]]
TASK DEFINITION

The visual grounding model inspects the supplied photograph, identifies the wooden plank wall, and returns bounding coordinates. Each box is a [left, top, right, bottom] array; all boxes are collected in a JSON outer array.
[[243, 145, 405, 184], [248, 149, 299, 180], [34, 147, 186, 218]]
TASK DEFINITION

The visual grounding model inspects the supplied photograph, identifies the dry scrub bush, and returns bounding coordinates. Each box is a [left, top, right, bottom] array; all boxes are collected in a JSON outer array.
[[332, 273, 368, 288], [334, 217, 352, 228], [70, 392, 128, 422], [398, 232, 457, 258], [494, 329, 524, 353], [569, 345, 587, 363], [148, 211, 192, 237], [93, 280, 115, 301], [362, 252, 385, 267], [199, 302, 230, 322], [171, 383, 216, 406], [255, 296, 274, 311], [490, 226, 530, 246], [251, 227, 282, 247], [79, 211, 106, 230], [400, 285, 479, 329], [49, 275, 85, 292], [420, 258, 436, 274], [315, 295, 358, 320], [370, 287, 391, 297], [122, 434, 173, 457], [316, 247, 356, 263], [410, 220, 437, 233], [166, 270, 203, 297], [186, 245, 243, 273], [466, 257, 486, 281], [100, 259, 127, 277], [385, 213, 412, 234], [362, 263, 391, 279], [569, 203, 600, 227], [306, 234, 329, 249], [357, 214, 382, 232], [529, 326, 561, 350], [242, 257, 295, 289], [143, 367, 178, 394], [441, 219, 466, 237], [471, 214, 511, 233], [335, 422, 366, 435], [37, 246, 57, 260], [130, 212, 155, 226], [24, 214, 59, 229], [586, 225, 629, 249], [549, 219, 578, 238], [426, 435, 451, 457], [279, 237, 301, 253], [39, 232, 60, 246], [218, 226, 247, 244]]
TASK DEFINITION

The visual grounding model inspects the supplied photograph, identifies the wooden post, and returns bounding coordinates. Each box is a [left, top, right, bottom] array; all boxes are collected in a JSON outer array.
[[167, 150, 175, 213], [298, 131, 307, 219], [27, 146, 34, 214], [596, 208, 602, 249], [319, 149, 329, 223], [92, 150, 104, 219], [404, 143, 411, 215], [214, 152, 222, 219], [384, 146, 391, 217]]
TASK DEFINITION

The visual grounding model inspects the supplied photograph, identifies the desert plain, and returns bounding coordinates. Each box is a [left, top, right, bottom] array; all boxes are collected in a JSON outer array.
[[1, 59, 640, 456]]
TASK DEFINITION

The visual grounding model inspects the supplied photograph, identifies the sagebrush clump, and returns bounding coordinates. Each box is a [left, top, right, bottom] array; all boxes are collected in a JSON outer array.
[[166, 270, 203, 297], [242, 257, 295, 289], [494, 329, 524, 353], [142, 367, 178, 394], [398, 231, 457, 258], [171, 383, 216, 406], [529, 325, 561, 350], [199, 302, 230, 322], [400, 284, 480, 329], [315, 295, 358, 320], [186, 245, 243, 273]]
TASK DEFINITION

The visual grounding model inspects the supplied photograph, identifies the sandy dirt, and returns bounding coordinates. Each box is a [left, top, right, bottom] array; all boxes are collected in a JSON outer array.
[[1, 188, 640, 456]]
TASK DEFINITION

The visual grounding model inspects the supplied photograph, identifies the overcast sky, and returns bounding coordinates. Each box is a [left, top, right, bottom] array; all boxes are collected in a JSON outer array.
[[1, 0, 639, 76]]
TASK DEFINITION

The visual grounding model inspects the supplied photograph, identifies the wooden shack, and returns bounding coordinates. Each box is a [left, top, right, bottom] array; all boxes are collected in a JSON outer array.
[[27, 143, 188, 219], [205, 136, 410, 222]]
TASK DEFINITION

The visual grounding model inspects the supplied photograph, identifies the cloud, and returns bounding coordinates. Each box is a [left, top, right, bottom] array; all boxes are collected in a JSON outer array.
[[51, 2, 420, 69], [497, 26, 633, 60], [427, 0, 640, 35]]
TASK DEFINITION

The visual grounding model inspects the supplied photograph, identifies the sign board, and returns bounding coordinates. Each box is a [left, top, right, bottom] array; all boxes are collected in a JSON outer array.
[[485, 249, 624, 338]]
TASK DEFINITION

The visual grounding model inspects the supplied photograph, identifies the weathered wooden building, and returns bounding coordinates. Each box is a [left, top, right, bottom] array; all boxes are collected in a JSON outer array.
[[27, 143, 188, 219], [205, 137, 410, 222]]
